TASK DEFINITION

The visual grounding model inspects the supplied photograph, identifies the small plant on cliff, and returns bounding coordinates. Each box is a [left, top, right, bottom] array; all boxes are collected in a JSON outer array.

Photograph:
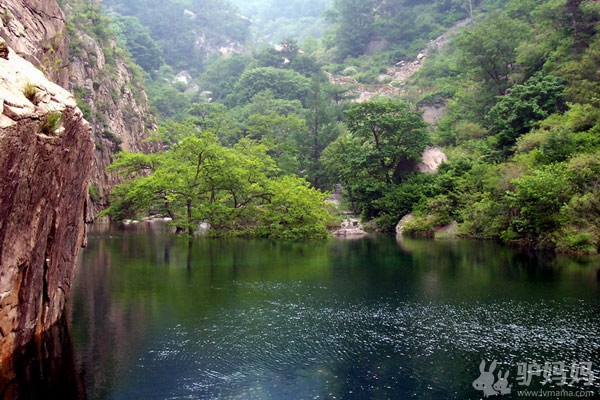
[[41, 111, 63, 135], [1, 9, 12, 25], [88, 184, 101, 203], [23, 82, 39, 104]]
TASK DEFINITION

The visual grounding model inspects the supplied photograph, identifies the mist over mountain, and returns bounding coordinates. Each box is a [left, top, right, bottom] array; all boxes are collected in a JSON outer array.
[[229, 0, 332, 43]]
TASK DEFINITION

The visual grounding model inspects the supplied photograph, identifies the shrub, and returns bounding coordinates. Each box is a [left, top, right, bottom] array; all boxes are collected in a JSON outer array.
[[23, 82, 39, 104], [41, 111, 63, 135], [88, 184, 101, 203], [402, 215, 436, 238]]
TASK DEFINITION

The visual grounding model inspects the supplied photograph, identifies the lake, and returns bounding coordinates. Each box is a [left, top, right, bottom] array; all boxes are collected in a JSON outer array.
[[13, 222, 600, 399]]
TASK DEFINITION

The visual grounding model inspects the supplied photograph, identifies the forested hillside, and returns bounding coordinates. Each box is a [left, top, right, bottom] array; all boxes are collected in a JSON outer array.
[[388, 0, 600, 254], [78, 0, 600, 253]]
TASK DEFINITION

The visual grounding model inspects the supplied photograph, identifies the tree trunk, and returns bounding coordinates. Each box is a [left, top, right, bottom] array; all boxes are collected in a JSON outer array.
[[187, 199, 193, 237]]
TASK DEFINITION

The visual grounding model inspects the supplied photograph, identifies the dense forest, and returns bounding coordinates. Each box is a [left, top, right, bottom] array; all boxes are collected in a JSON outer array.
[[64, 0, 600, 253]]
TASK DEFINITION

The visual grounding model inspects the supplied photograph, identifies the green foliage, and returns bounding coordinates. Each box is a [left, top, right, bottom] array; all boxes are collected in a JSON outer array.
[[105, 125, 333, 239], [553, 191, 600, 254], [325, 0, 476, 62], [41, 111, 63, 135], [146, 83, 191, 121], [327, 0, 377, 60], [486, 73, 566, 153], [456, 12, 529, 96], [257, 176, 332, 240], [342, 99, 430, 184], [231, 0, 331, 43], [104, 0, 251, 73], [505, 164, 572, 243], [110, 15, 163, 72], [22, 82, 39, 104], [229, 67, 312, 107], [199, 54, 253, 102], [322, 99, 430, 226], [68, 0, 600, 253]]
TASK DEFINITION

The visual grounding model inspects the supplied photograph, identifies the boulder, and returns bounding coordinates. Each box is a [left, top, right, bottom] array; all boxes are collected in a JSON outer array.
[[333, 218, 367, 238], [396, 214, 415, 235], [416, 146, 448, 173]]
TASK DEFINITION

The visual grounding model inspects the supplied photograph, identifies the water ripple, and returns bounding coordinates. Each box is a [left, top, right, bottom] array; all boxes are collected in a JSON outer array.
[[138, 282, 600, 398]]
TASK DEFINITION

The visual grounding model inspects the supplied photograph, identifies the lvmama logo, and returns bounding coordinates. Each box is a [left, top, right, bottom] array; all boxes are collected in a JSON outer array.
[[473, 360, 512, 397], [472, 359, 595, 398]]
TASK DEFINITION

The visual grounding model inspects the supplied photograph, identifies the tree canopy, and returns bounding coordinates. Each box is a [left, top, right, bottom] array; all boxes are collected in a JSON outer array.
[[104, 125, 333, 239]]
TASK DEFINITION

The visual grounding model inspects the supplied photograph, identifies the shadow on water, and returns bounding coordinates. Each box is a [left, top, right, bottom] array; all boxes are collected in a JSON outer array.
[[0, 315, 85, 400]]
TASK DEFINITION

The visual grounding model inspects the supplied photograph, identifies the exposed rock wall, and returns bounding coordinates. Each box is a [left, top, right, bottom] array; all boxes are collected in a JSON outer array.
[[1, 0, 158, 220], [0, 46, 94, 361], [67, 31, 157, 218], [0, 0, 70, 87]]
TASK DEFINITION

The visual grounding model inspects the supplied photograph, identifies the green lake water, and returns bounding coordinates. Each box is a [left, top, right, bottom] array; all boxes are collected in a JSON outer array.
[[64, 223, 600, 399]]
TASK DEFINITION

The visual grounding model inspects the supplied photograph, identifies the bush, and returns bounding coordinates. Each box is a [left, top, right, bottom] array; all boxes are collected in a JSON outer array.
[[402, 216, 436, 238], [459, 194, 505, 239], [23, 82, 39, 104], [553, 229, 597, 255], [41, 111, 63, 135], [504, 163, 572, 245]]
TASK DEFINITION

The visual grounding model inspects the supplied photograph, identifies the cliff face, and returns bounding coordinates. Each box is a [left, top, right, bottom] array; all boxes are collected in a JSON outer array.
[[1, 0, 157, 219], [0, 45, 94, 361], [0, 0, 70, 87], [67, 31, 157, 218], [0, 0, 153, 367]]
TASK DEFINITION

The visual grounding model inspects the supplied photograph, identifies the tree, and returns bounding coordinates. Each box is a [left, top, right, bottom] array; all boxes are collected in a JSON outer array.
[[245, 110, 306, 175], [297, 78, 343, 188], [104, 127, 333, 239], [323, 99, 429, 220], [257, 176, 332, 239], [327, 0, 377, 60], [111, 15, 163, 71], [505, 164, 572, 244], [228, 67, 312, 106], [455, 12, 529, 96], [199, 54, 253, 102], [486, 73, 566, 153], [343, 99, 429, 184]]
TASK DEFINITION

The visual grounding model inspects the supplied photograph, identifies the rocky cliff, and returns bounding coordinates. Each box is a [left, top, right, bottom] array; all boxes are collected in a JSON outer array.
[[67, 29, 157, 218], [0, 0, 155, 364], [1, 0, 157, 219], [0, 0, 70, 87], [0, 44, 94, 363]]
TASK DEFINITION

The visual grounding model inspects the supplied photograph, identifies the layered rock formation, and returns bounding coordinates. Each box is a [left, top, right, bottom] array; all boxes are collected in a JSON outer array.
[[0, 0, 70, 87], [0, 45, 94, 362], [1, 0, 157, 219], [67, 31, 158, 218]]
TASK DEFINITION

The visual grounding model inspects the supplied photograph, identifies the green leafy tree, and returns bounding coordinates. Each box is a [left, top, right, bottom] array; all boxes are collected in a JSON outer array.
[[257, 176, 332, 240], [323, 99, 429, 221], [486, 73, 566, 153], [297, 79, 343, 188], [105, 127, 333, 239], [504, 164, 573, 244], [455, 12, 528, 96], [199, 54, 253, 102], [111, 15, 163, 71], [245, 110, 306, 175], [343, 99, 429, 185], [326, 0, 377, 60], [229, 67, 312, 106]]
